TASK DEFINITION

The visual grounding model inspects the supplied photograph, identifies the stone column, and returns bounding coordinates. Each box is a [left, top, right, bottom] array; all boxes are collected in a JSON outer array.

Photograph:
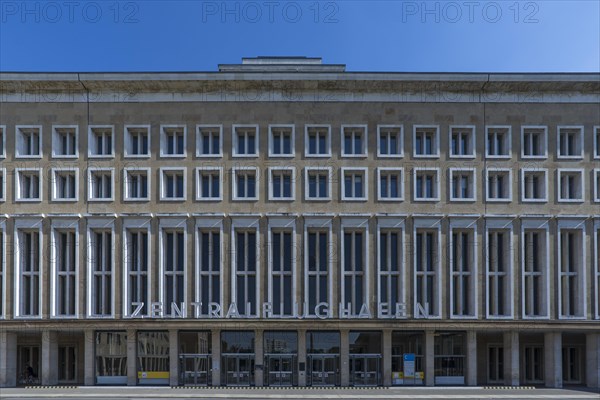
[[466, 331, 477, 386], [544, 332, 562, 388], [0, 331, 17, 387], [382, 330, 392, 386], [254, 329, 264, 386], [586, 333, 600, 389], [503, 331, 520, 386], [424, 330, 435, 386], [83, 330, 94, 386], [41, 330, 58, 385], [340, 329, 349, 386], [297, 329, 307, 387], [127, 329, 137, 386], [169, 329, 178, 386], [211, 329, 221, 386]]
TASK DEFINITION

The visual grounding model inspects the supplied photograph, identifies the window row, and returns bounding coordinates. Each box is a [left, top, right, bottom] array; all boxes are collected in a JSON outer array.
[[2, 125, 599, 160], [2, 167, 600, 204], [1, 218, 599, 320]]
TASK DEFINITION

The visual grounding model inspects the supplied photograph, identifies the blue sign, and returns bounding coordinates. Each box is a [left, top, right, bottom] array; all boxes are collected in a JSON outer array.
[[403, 353, 415, 362]]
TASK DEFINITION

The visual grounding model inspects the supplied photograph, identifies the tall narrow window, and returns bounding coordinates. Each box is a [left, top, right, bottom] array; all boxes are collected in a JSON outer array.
[[594, 126, 600, 159], [0, 125, 5, 158], [523, 229, 548, 318], [305, 167, 331, 200], [378, 230, 402, 310], [16, 126, 42, 158], [52, 126, 78, 158], [305, 125, 330, 157], [449, 126, 475, 158], [269, 168, 295, 200], [91, 230, 112, 317], [235, 230, 257, 316], [160, 125, 186, 157], [377, 125, 403, 157], [55, 230, 77, 316], [523, 346, 544, 383], [16, 169, 42, 201], [342, 168, 367, 201], [88, 169, 113, 201], [521, 126, 547, 158], [197, 125, 222, 157], [232, 168, 258, 200], [485, 126, 511, 158], [52, 169, 78, 201], [125, 230, 149, 316], [557, 126, 583, 159], [413, 126, 439, 157], [341, 125, 367, 157], [233, 125, 259, 157], [342, 229, 366, 315], [378, 168, 403, 201], [125, 125, 150, 157], [196, 168, 222, 201], [161, 168, 185, 200], [557, 169, 584, 202], [270, 230, 293, 316], [124, 169, 149, 201], [269, 125, 294, 157], [559, 229, 585, 318], [88, 126, 113, 157], [306, 229, 329, 316], [487, 346, 504, 383], [163, 230, 185, 307], [487, 230, 511, 317], [0, 169, 4, 202], [450, 229, 475, 317], [414, 229, 439, 318], [18, 230, 40, 317], [414, 168, 439, 201], [198, 229, 221, 316]]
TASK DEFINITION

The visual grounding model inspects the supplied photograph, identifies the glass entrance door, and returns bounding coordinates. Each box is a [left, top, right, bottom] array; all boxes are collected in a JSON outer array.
[[265, 354, 296, 386], [222, 354, 254, 386], [179, 354, 211, 386], [17, 345, 40, 385], [307, 354, 339, 386], [349, 354, 381, 386]]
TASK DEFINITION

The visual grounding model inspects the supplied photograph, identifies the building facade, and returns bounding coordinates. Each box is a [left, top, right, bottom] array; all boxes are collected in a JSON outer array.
[[0, 58, 599, 388]]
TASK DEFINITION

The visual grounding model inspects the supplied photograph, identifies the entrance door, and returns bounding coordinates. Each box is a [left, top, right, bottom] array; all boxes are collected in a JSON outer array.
[[17, 346, 40, 385], [307, 354, 339, 386], [265, 354, 296, 386], [179, 354, 211, 386], [58, 345, 77, 383], [222, 354, 254, 386], [349, 354, 381, 386]]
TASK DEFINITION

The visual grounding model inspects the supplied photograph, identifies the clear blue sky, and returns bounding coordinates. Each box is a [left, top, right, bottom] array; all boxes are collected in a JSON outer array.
[[0, 0, 598, 72]]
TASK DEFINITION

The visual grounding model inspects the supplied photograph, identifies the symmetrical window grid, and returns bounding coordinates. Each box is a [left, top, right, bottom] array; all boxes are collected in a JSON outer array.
[[557, 126, 583, 159], [595, 169, 600, 202], [449, 126, 475, 158], [52, 125, 78, 158], [341, 228, 367, 315], [0, 168, 5, 202], [123, 168, 150, 201], [51, 227, 78, 317], [0, 125, 5, 158], [341, 168, 367, 201], [486, 169, 512, 202], [232, 125, 259, 157], [232, 225, 259, 316], [268, 125, 295, 157], [16, 227, 42, 317], [305, 167, 332, 201], [196, 167, 222, 201], [15, 168, 42, 202], [232, 167, 258, 200], [305, 125, 331, 157], [377, 125, 403, 158], [557, 169, 584, 202], [305, 223, 331, 317], [124, 125, 150, 157], [377, 168, 403, 201], [124, 227, 150, 317], [52, 168, 79, 202], [196, 125, 222, 157], [268, 226, 295, 316], [16, 125, 42, 158], [161, 229, 186, 308], [449, 168, 476, 201], [378, 227, 404, 313], [413, 125, 439, 158], [269, 167, 295, 200], [89, 228, 113, 317], [414, 226, 440, 318], [341, 125, 367, 157], [88, 126, 114, 158], [88, 168, 114, 201], [521, 126, 547, 159], [557, 226, 585, 318], [485, 126, 511, 158], [160, 125, 186, 157], [449, 225, 477, 318], [594, 126, 600, 159], [486, 227, 513, 318], [521, 224, 549, 319], [160, 168, 186, 200], [521, 169, 548, 203], [413, 168, 440, 201], [196, 224, 222, 316]]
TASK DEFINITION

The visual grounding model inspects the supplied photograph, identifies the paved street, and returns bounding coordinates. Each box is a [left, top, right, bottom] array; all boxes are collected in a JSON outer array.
[[1, 387, 599, 400]]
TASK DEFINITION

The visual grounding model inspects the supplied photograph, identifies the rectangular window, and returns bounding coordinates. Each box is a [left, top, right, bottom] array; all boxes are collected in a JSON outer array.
[[16, 126, 42, 158], [487, 346, 504, 383], [0, 125, 5, 158], [0, 227, 3, 317], [306, 229, 329, 316], [124, 168, 149, 201], [557, 126, 583, 159], [521, 126, 547, 158], [341, 168, 367, 201], [305, 125, 331, 157], [125, 230, 149, 316], [486, 230, 511, 317], [234, 230, 258, 316], [161, 168, 185, 200], [197, 125, 222, 157], [341, 125, 367, 157], [449, 126, 475, 158], [377, 125, 403, 157], [305, 167, 331, 201], [0, 169, 4, 202], [95, 332, 127, 383], [233, 125, 259, 157], [196, 167, 222, 201], [414, 229, 439, 318], [269, 125, 294, 157], [521, 169, 547, 202], [450, 228, 475, 317], [54, 230, 77, 316], [414, 168, 439, 201], [232, 167, 258, 200], [52, 169, 78, 201], [16, 169, 42, 201], [449, 168, 476, 201], [58, 345, 77, 383], [88, 169, 113, 201], [558, 228, 585, 318], [124, 125, 150, 157], [163, 230, 185, 307], [562, 346, 582, 384], [485, 126, 511, 158], [486, 169, 512, 201], [160, 125, 186, 157], [596, 226, 600, 320], [557, 169, 584, 202], [594, 170, 600, 202], [90, 230, 112, 317], [378, 168, 403, 201], [270, 230, 293, 316], [595, 126, 600, 159], [342, 230, 366, 315], [413, 125, 439, 157], [88, 126, 114, 157], [269, 168, 295, 200], [378, 229, 403, 310], [52, 126, 78, 158], [523, 346, 544, 383], [18, 230, 41, 317], [198, 229, 221, 316], [522, 229, 548, 318]]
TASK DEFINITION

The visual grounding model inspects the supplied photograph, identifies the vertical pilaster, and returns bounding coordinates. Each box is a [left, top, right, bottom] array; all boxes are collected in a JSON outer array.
[[297, 329, 306, 386], [0, 331, 17, 387], [169, 329, 178, 386], [466, 331, 477, 386], [84, 330, 94, 385], [340, 329, 349, 386], [544, 332, 562, 388], [254, 329, 264, 386], [41, 330, 58, 385], [382, 330, 392, 386], [586, 333, 600, 389], [503, 331, 520, 386], [425, 330, 434, 386], [127, 329, 137, 386], [211, 329, 221, 386]]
